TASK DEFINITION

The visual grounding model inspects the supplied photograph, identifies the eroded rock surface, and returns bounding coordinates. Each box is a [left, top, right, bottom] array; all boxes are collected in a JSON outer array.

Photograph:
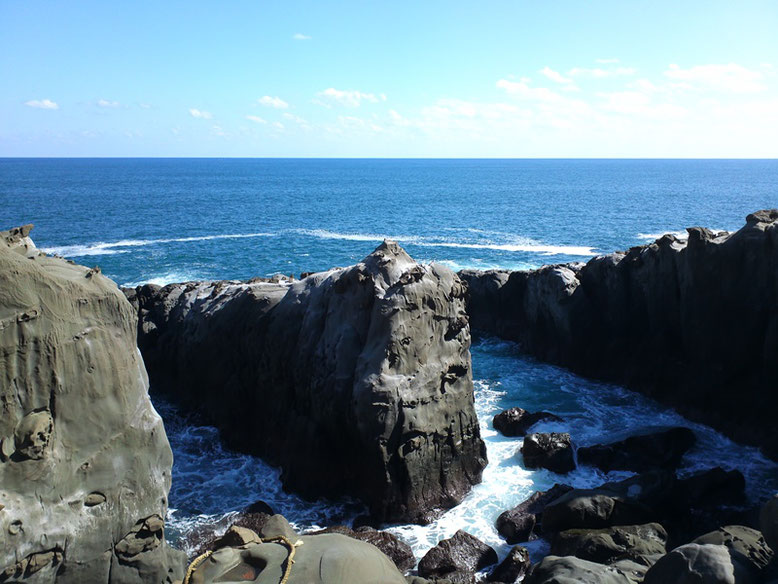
[[128, 241, 487, 523], [0, 226, 184, 583], [461, 210, 778, 458]]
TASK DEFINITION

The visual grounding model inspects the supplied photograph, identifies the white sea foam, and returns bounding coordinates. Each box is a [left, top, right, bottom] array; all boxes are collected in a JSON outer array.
[[295, 229, 597, 257], [42, 232, 276, 258], [636, 228, 728, 242], [122, 271, 206, 287]]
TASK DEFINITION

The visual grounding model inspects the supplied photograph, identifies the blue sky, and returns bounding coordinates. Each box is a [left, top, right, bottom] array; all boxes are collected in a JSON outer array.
[[2, 1, 777, 157]]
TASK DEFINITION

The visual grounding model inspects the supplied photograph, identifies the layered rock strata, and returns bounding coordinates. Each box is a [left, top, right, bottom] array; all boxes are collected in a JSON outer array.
[[461, 210, 778, 458], [127, 241, 487, 523], [0, 226, 184, 583]]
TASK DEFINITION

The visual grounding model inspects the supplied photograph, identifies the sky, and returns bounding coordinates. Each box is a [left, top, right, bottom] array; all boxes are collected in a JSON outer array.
[[2, 1, 777, 157]]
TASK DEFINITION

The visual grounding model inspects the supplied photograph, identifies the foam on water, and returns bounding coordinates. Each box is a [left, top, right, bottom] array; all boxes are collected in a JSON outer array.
[[161, 335, 778, 565]]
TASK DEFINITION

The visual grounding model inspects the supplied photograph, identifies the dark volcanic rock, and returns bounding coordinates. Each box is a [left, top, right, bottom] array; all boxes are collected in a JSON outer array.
[[551, 523, 667, 565], [418, 530, 498, 584], [521, 432, 576, 474], [461, 211, 778, 459], [761, 494, 778, 553], [493, 407, 563, 437], [128, 241, 487, 523], [578, 427, 696, 473], [496, 484, 573, 544], [0, 226, 184, 583], [487, 545, 530, 583], [524, 555, 634, 584]]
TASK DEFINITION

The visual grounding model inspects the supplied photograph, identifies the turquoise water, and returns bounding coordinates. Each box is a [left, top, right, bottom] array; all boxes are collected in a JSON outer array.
[[2, 158, 777, 562]]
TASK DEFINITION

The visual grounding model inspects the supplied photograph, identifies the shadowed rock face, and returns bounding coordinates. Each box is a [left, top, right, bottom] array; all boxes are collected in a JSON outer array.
[[0, 226, 184, 583], [127, 241, 487, 523], [461, 210, 778, 459]]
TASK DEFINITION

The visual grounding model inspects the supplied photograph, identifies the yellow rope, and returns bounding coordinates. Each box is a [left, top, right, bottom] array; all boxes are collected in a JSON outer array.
[[181, 535, 297, 584]]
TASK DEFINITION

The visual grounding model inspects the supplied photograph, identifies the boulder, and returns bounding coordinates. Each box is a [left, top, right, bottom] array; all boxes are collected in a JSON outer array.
[[187, 532, 408, 584], [496, 484, 573, 544], [551, 523, 667, 565], [542, 471, 676, 534], [493, 407, 563, 437], [311, 525, 415, 573], [523, 555, 634, 584], [643, 543, 753, 584], [128, 241, 487, 523], [418, 530, 498, 584], [461, 211, 778, 459], [0, 226, 184, 583], [578, 427, 696, 473], [694, 526, 773, 577], [521, 433, 576, 474], [487, 545, 530, 583]]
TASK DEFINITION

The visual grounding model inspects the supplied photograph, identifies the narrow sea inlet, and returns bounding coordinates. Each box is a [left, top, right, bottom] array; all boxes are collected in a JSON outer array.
[[159, 335, 778, 562]]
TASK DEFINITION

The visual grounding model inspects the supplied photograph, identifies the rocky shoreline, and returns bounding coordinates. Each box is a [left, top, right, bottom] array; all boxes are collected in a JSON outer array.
[[2, 214, 777, 583]]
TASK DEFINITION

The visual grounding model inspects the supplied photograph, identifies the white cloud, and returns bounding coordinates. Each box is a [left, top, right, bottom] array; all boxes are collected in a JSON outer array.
[[272, 122, 285, 130], [292, 33, 311, 40], [596, 58, 620, 64], [189, 108, 212, 119], [139, 103, 153, 109], [97, 99, 120, 108], [258, 96, 289, 109], [317, 88, 381, 107], [568, 66, 637, 78], [212, 125, 228, 137], [540, 67, 574, 85], [597, 91, 687, 118], [283, 113, 308, 124], [245, 115, 267, 124], [664, 63, 766, 93], [25, 99, 59, 110]]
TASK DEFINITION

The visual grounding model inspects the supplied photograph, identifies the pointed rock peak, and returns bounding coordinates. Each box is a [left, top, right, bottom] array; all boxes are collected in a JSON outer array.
[[360, 240, 417, 289], [746, 209, 778, 225]]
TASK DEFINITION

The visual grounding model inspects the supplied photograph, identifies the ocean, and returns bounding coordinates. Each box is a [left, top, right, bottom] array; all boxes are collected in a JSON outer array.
[[2, 158, 777, 562]]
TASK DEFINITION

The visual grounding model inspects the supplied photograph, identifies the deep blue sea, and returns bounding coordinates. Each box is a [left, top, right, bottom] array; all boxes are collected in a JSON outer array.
[[2, 158, 777, 562]]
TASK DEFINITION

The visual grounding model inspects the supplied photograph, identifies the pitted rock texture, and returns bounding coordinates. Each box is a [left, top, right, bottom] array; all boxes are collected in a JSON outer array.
[[0, 226, 184, 583], [127, 241, 487, 523], [461, 210, 778, 459]]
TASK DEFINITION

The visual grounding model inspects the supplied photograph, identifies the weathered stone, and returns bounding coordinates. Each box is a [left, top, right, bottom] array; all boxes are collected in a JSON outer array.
[[761, 494, 778, 553], [493, 407, 563, 437], [487, 545, 530, 583], [311, 525, 416, 573], [128, 241, 487, 523], [461, 211, 778, 459], [643, 543, 752, 584], [523, 555, 633, 584], [418, 530, 498, 584], [521, 432, 576, 474], [694, 526, 773, 577], [551, 523, 667, 565], [496, 484, 573, 544], [0, 226, 185, 583]]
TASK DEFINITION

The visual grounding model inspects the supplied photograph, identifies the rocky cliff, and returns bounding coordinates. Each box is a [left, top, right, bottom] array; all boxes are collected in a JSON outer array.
[[127, 241, 487, 523], [461, 210, 778, 459], [0, 226, 184, 583]]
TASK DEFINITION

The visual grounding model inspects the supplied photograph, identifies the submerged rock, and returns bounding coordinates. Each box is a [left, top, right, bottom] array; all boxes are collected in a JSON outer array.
[[461, 210, 778, 459], [418, 530, 498, 584], [521, 432, 576, 474], [578, 427, 697, 473], [128, 241, 487, 523], [0, 226, 184, 583], [493, 407, 563, 437]]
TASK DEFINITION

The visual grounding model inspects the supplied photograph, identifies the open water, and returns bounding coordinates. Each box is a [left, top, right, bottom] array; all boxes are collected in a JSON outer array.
[[2, 158, 777, 563]]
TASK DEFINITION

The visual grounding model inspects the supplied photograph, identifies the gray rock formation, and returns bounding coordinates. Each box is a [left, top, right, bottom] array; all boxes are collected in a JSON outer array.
[[492, 407, 562, 438], [496, 484, 573, 544], [0, 226, 184, 583], [578, 427, 697, 473], [127, 241, 487, 523], [461, 210, 778, 459], [642, 543, 750, 584], [761, 494, 778, 553], [523, 555, 634, 584], [550, 523, 667, 565]]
